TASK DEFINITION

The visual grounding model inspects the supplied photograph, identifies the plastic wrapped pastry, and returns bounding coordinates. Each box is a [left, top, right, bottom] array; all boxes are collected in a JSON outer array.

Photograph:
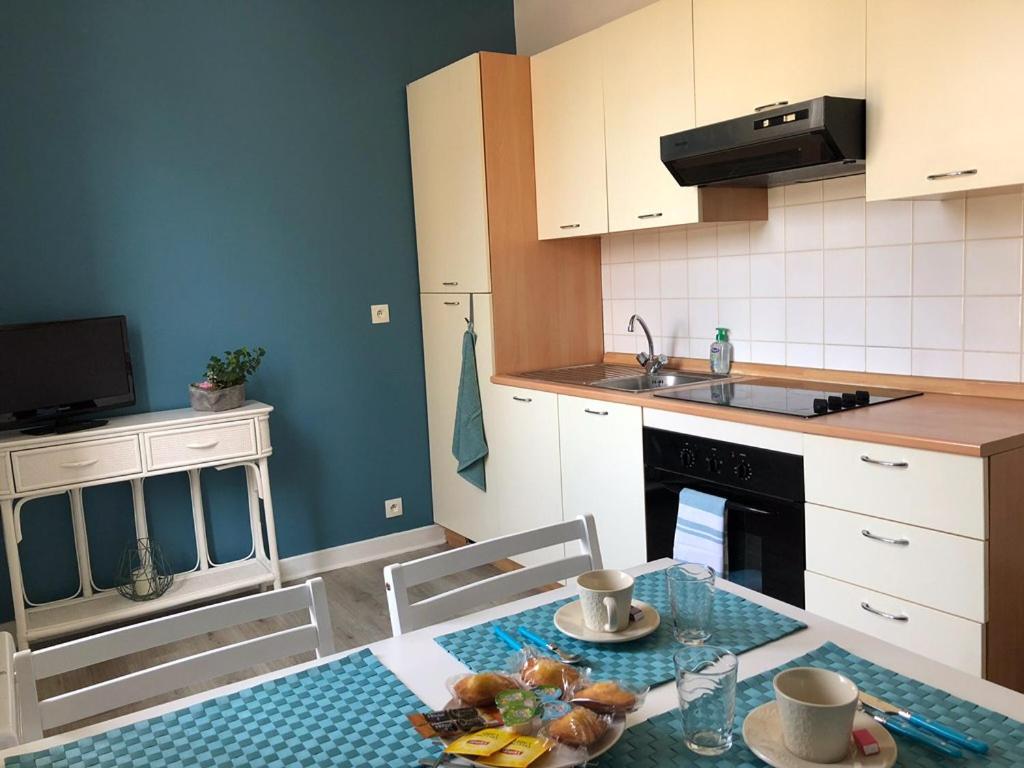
[[547, 706, 609, 748], [452, 672, 521, 706], [571, 681, 642, 714], [520, 657, 580, 690]]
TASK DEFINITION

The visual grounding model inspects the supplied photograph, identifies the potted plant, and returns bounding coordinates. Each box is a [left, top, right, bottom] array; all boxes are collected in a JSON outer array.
[[189, 346, 266, 412]]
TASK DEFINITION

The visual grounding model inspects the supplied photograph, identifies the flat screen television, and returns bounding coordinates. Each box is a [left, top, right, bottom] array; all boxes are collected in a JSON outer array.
[[0, 316, 135, 435]]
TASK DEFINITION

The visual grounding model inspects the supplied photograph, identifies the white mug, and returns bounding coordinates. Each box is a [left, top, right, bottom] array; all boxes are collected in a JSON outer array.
[[577, 569, 634, 633], [773, 667, 859, 763]]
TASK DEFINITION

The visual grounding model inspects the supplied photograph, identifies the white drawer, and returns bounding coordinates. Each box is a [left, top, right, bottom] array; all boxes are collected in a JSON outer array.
[[0, 454, 11, 496], [144, 420, 257, 471], [806, 504, 986, 622], [805, 571, 983, 676], [12, 437, 143, 493], [803, 435, 986, 539]]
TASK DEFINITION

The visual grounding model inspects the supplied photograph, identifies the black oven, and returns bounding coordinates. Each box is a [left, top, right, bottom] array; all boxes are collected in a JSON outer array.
[[643, 427, 806, 608]]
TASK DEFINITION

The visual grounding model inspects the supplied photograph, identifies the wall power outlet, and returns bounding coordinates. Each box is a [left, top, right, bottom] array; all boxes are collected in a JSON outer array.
[[385, 497, 403, 518]]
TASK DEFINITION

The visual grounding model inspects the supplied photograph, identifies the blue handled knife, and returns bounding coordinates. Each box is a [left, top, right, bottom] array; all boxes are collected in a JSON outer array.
[[492, 625, 522, 652], [861, 691, 988, 754]]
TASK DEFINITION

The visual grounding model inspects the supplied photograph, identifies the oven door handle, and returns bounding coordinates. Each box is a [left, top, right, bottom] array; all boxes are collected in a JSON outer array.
[[726, 500, 775, 516]]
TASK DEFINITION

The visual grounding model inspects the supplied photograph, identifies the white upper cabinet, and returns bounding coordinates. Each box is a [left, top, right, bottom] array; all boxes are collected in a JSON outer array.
[[866, 0, 1024, 200], [692, 0, 865, 127], [531, 28, 608, 240], [407, 54, 491, 293], [602, 0, 700, 232]]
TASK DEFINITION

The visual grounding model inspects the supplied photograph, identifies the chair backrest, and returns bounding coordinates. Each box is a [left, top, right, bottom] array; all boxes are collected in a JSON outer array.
[[13, 577, 334, 743], [383, 515, 603, 635]]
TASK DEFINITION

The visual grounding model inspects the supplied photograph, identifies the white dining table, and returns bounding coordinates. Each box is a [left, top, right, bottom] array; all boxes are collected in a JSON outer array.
[[3, 557, 1023, 763]]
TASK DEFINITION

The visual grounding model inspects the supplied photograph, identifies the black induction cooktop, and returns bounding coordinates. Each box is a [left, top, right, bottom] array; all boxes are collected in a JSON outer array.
[[653, 381, 923, 418]]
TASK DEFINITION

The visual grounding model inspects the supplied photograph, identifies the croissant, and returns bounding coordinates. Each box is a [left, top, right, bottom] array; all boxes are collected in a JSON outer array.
[[521, 657, 580, 689], [548, 706, 608, 748], [453, 672, 520, 706], [573, 681, 637, 713]]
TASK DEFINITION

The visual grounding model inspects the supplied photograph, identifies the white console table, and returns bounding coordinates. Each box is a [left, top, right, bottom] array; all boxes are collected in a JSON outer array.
[[0, 402, 281, 649]]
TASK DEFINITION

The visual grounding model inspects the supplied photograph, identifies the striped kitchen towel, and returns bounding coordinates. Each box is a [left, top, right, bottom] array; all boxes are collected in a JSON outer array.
[[673, 488, 727, 574]]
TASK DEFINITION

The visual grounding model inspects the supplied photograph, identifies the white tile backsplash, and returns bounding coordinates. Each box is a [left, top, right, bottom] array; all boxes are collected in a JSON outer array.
[[600, 178, 1024, 382]]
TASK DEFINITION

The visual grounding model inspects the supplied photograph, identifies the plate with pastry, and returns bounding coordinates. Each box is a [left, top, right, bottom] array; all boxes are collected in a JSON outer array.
[[553, 599, 660, 643]]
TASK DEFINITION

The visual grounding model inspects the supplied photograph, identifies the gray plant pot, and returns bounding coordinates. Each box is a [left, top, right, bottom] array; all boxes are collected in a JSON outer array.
[[189, 383, 246, 412]]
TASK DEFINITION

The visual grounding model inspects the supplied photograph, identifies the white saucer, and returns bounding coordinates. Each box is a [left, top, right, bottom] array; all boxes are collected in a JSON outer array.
[[553, 600, 660, 643], [742, 702, 897, 768]]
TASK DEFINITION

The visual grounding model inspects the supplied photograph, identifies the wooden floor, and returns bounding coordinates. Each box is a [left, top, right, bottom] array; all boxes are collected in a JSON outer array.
[[39, 544, 516, 735]]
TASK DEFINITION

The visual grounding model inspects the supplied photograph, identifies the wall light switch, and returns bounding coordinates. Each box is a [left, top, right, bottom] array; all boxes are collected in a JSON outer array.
[[385, 497, 403, 518], [371, 304, 390, 324]]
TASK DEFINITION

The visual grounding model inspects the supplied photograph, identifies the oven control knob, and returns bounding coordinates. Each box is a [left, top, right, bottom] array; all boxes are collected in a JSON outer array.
[[680, 446, 697, 468], [705, 454, 722, 473], [733, 460, 753, 481]]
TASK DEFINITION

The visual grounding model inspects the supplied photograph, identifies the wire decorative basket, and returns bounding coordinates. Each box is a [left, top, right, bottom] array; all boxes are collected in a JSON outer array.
[[117, 538, 174, 601]]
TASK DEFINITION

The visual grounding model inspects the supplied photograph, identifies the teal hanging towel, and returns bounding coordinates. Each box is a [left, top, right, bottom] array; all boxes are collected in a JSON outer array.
[[452, 296, 488, 490]]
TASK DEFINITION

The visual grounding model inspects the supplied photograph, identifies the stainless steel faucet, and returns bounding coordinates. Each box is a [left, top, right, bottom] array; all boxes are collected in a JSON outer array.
[[627, 314, 668, 374]]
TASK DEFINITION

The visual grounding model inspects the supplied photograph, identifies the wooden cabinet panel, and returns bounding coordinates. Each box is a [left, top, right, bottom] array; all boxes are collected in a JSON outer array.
[[866, 0, 1024, 200], [603, 0, 700, 231], [489, 386, 564, 568], [558, 396, 645, 570], [420, 294, 497, 543], [408, 54, 491, 293], [531, 29, 608, 239], [693, 0, 865, 127]]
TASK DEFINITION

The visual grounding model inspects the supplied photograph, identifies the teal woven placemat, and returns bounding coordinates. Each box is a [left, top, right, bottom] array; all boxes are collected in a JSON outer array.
[[6, 649, 435, 768], [434, 571, 806, 688], [601, 641, 1024, 767]]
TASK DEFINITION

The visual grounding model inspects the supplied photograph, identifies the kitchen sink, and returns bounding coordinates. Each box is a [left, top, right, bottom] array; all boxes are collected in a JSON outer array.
[[590, 371, 725, 392]]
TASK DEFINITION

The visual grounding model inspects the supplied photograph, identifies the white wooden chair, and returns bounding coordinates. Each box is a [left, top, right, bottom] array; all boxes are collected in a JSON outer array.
[[384, 515, 603, 635], [11, 577, 334, 743]]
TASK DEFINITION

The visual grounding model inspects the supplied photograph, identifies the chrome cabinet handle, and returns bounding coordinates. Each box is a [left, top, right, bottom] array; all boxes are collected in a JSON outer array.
[[441, 281, 459, 286], [559, 223, 581, 230], [754, 101, 789, 112], [60, 459, 98, 469], [187, 440, 220, 450], [584, 408, 609, 416], [638, 212, 663, 220], [861, 601, 909, 622], [512, 396, 532, 403], [443, 301, 460, 306], [861, 529, 910, 546], [860, 455, 908, 468], [927, 169, 977, 180]]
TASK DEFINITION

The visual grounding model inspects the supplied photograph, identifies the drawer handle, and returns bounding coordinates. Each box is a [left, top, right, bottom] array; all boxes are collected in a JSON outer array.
[[512, 396, 533, 403], [638, 212, 663, 220], [443, 301, 461, 306], [559, 223, 581, 230], [861, 601, 909, 622], [60, 459, 98, 469], [861, 529, 910, 546], [860, 455, 908, 469], [754, 101, 789, 112], [584, 408, 609, 416], [927, 169, 977, 181], [441, 281, 459, 286], [186, 440, 220, 450]]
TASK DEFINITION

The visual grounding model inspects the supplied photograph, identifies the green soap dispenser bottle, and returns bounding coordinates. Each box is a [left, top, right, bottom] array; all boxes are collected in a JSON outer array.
[[710, 327, 733, 374]]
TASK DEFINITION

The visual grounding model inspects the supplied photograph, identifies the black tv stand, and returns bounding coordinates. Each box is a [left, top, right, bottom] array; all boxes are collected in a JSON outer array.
[[22, 418, 109, 436]]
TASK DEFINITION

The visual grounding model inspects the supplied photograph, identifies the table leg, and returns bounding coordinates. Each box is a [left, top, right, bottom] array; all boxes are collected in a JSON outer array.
[[257, 458, 281, 589], [245, 465, 268, 563], [130, 478, 148, 541], [187, 469, 210, 571], [68, 489, 93, 597], [1, 499, 29, 649]]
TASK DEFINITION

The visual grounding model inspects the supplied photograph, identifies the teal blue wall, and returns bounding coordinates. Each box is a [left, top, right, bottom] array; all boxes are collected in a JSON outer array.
[[0, 2, 515, 620]]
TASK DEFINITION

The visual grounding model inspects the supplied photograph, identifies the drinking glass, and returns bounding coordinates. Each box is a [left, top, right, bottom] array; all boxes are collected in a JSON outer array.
[[674, 645, 738, 756], [667, 562, 715, 644]]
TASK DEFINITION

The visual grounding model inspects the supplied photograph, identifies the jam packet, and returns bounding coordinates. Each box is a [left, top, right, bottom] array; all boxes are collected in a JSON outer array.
[[477, 736, 553, 767], [445, 728, 518, 757]]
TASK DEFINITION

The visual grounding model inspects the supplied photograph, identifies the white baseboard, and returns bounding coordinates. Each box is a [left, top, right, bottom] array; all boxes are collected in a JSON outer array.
[[279, 524, 446, 582], [0, 526, 447, 640]]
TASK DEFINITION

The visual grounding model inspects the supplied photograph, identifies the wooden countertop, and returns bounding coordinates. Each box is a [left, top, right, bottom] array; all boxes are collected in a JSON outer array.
[[492, 372, 1024, 457]]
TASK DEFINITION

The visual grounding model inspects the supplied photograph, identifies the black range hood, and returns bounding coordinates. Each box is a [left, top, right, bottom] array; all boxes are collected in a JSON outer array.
[[661, 96, 865, 187]]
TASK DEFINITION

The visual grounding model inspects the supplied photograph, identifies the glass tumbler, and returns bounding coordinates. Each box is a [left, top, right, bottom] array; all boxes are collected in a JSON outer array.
[[667, 562, 715, 644], [673, 645, 738, 756]]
